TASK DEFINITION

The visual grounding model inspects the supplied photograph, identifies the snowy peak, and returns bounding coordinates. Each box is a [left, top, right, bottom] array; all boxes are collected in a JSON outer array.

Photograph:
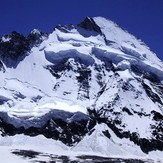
[[0, 16, 163, 159], [30, 29, 42, 35], [93, 17, 163, 69]]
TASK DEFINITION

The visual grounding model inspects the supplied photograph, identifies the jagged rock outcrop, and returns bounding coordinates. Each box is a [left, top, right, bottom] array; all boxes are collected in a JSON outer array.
[[27, 29, 48, 47], [78, 17, 102, 33]]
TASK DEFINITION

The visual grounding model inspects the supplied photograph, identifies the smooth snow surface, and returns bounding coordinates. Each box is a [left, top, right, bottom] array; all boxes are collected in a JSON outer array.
[[0, 131, 162, 162]]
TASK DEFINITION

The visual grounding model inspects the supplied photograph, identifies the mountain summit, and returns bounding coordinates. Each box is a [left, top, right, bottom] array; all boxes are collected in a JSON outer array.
[[0, 17, 163, 161]]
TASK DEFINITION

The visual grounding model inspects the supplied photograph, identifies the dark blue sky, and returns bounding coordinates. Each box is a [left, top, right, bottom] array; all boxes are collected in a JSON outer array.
[[0, 0, 163, 60]]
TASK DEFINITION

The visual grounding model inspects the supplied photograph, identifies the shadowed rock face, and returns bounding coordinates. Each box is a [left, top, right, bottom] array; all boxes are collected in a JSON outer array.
[[27, 30, 48, 47], [0, 106, 163, 153], [0, 110, 95, 146], [0, 30, 47, 68], [0, 31, 30, 60], [0, 60, 5, 72], [78, 17, 102, 33], [88, 108, 163, 154]]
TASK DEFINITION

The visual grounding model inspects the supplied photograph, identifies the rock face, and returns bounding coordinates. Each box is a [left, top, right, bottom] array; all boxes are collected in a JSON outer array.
[[0, 31, 29, 59], [0, 16, 163, 156], [0, 110, 91, 146], [27, 29, 48, 47], [0, 30, 47, 67], [78, 17, 102, 33]]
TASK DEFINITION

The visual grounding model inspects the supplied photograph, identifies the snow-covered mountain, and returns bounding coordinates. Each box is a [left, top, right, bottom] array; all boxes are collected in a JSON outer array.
[[0, 16, 163, 162]]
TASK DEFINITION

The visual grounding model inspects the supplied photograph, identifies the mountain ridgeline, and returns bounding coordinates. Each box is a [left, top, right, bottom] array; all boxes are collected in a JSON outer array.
[[0, 17, 163, 156]]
